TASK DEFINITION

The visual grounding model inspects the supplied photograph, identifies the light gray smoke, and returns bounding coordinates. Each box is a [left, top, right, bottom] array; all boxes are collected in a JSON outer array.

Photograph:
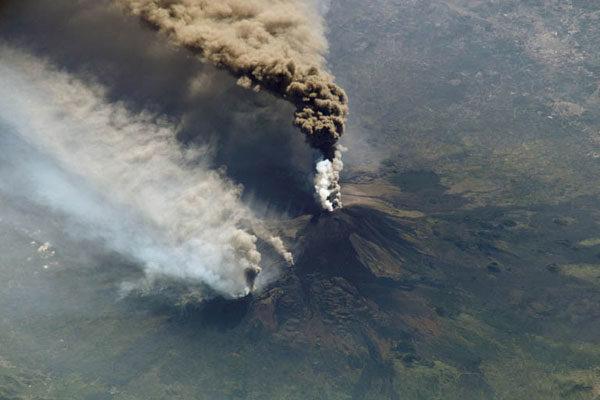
[[268, 236, 294, 266], [115, 0, 349, 211], [0, 46, 292, 299]]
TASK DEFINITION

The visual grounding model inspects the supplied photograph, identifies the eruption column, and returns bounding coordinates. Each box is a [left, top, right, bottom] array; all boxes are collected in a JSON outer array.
[[116, 0, 349, 211]]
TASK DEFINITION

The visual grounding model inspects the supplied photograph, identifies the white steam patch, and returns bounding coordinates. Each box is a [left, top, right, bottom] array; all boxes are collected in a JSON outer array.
[[0, 46, 292, 299], [314, 146, 344, 212]]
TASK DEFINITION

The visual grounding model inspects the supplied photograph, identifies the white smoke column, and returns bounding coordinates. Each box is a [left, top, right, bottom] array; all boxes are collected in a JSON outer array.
[[0, 46, 292, 298], [249, 223, 294, 266], [268, 236, 294, 266], [314, 146, 344, 212]]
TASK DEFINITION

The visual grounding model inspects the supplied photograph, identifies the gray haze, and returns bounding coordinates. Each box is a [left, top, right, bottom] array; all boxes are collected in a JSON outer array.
[[0, 46, 292, 298]]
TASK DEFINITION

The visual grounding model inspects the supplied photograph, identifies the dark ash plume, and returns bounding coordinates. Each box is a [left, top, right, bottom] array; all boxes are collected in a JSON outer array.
[[116, 0, 349, 209]]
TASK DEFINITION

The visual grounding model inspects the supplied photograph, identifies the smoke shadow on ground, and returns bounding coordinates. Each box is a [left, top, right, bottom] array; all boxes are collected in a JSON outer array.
[[0, 0, 318, 216], [127, 294, 253, 332]]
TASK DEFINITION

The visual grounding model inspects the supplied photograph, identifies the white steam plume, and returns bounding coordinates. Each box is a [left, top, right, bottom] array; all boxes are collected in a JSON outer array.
[[314, 146, 344, 212], [0, 46, 292, 299]]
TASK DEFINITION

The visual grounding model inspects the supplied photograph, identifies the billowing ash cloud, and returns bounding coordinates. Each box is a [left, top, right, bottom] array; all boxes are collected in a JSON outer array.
[[0, 46, 292, 299], [116, 0, 349, 210]]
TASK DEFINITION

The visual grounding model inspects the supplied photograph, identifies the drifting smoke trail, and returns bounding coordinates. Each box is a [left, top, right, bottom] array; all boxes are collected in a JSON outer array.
[[115, 0, 349, 211], [0, 46, 292, 299]]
